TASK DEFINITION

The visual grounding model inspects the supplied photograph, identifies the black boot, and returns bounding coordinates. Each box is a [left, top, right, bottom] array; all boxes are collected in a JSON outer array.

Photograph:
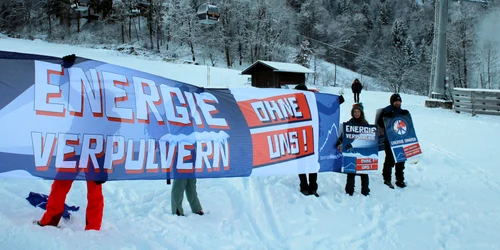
[[395, 181, 406, 188], [360, 174, 370, 196], [345, 173, 355, 196], [384, 181, 395, 189], [298, 174, 310, 195], [176, 209, 184, 216], [395, 162, 406, 187], [308, 173, 318, 196]]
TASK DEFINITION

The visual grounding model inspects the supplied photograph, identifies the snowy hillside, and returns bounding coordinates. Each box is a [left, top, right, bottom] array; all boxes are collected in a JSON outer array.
[[1, 37, 500, 250]]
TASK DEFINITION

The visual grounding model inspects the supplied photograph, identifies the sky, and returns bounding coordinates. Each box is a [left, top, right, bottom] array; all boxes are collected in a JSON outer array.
[[1, 36, 500, 250]]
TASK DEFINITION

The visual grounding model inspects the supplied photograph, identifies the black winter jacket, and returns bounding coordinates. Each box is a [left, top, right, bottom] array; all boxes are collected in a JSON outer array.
[[376, 105, 410, 130]]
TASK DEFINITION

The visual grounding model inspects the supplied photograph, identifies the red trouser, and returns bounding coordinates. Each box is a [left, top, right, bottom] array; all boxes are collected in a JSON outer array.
[[40, 180, 104, 230]]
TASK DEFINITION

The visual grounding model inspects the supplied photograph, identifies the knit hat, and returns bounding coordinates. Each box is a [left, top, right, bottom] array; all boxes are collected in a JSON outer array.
[[294, 84, 308, 91], [351, 103, 365, 118], [390, 93, 402, 105], [352, 103, 364, 111]]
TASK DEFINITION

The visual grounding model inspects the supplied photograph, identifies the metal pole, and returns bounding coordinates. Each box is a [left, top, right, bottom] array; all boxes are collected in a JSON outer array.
[[429, 0, 440, 97], [207, 65, 210, 87], [432, 0, 448, 99]]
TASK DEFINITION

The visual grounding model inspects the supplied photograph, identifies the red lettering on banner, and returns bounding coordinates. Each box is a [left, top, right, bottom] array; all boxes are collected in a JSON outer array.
[[355, 158, 378, 171], [238, 93, 311, 128], [403, 143, 422, 158], [251, 126, 314, 167]]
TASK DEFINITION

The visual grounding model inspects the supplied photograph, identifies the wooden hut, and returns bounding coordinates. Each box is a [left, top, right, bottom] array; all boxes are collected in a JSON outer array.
[[240, 60, 314, 88]]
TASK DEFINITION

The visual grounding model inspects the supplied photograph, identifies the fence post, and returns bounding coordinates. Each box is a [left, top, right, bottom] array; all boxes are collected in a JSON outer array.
[[470, 91, 475, 116]]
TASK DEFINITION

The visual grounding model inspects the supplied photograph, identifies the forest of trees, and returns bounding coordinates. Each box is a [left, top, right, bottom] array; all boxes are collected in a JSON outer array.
[[1, 0, 499, 94]]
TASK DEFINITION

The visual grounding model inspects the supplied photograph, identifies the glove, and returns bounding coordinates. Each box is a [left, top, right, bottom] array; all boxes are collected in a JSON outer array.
[[62, 54, 76, 68], [401, 110, 409, 115], [338, 95, 345, 105], [94, 180, 106, 185]]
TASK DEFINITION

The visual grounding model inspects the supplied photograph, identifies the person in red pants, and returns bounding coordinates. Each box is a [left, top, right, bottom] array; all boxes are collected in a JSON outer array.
[[36, 179, 105, 230], [34, 53, 108, 230]]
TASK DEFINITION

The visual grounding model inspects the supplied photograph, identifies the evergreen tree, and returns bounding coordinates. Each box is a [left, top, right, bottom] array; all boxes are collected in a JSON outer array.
[[294, 39, 312, 68], [403, 36, 417, 66], [379, 1, 390, 25], [392, 18, 407, 49]]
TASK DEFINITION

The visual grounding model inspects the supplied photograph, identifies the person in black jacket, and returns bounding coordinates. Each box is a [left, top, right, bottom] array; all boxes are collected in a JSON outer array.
[[376, 93, 409, 189], [351, 79, 363, 103], [336, 103, 370, 196]]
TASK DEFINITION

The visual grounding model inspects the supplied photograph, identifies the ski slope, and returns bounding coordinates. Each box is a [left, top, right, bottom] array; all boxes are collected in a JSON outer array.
[[1, 37, 500, 250]]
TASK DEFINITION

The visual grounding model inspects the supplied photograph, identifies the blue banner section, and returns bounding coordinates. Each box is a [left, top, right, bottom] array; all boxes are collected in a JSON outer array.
[[316, 93, 342, 173], [383, 114, 422, 163], [0, 51, 341, 180], [341, 124, 379, 174]]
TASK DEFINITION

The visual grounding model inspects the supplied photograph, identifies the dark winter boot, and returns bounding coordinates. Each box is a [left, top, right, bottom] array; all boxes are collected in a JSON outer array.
[[395, 181, 406, 188], [384, 181, 395, 189], [395, 163, 405, 182], [345, 173, 355, 196], [382, 158, 394, 182], [175, 209, 184, 216], [308, 173, 318, 196], [360, 174, 370, 196], [298, 174, 310, 195], [383, 142, 395, 182], [33, 220, 59, 228]]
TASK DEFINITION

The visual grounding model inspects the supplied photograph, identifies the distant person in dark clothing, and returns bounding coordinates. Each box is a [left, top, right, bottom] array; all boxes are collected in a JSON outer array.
[[376, 93, 409, 189], [351, 78, 363, 103], [336, 103, 370, 196]]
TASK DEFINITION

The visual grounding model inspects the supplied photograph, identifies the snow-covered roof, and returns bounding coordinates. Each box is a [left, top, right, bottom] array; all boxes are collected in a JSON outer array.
[[241, 60, 314, 74], [454, 88, 500, 93]]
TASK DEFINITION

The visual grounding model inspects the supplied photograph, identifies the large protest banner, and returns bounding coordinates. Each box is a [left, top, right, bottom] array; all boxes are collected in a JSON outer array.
[[383, 114, 422, 163], [339, 124, 378, 174], [0, 51, 342, 180]]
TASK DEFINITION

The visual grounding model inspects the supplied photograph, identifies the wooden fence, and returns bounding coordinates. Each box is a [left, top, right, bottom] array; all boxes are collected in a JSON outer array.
[[453, 88, 500, 116]]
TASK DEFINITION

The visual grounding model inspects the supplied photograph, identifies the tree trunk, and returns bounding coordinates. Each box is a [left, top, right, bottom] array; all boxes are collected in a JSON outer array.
[[77, 12, 80, 32], [129, 16, 132, 42], [156, 24, 160, 53], [225, 43, 231, 68], [148, 3, 153, 50], [48, 14, 52, 37], [209, 53, 215, 67], [189, 40, 196, 62], [487, 46, 491, 89], [121, 23, 125, 43], [479, 73, 484, 89], [462, 39, 468, 88], [239, 42, 243, 66], [313, 56, 317, 86], [457, 62, 462, 88], [334, 64, 337, 87], [66, 9, 71, 35]]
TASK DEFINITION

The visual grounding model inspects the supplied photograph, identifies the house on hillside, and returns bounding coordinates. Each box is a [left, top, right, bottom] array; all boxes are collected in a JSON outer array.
[[241, 60, 314, 88]]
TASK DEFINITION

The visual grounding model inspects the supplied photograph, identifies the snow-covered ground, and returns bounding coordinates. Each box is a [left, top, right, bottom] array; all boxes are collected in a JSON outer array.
[[1, 37, 500, 250]]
